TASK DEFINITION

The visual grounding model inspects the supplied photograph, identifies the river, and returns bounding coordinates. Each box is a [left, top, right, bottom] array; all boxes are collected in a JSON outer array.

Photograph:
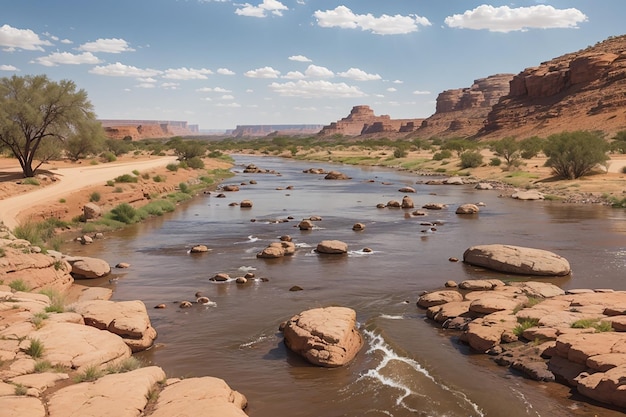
[[68, 155, 626, 417]]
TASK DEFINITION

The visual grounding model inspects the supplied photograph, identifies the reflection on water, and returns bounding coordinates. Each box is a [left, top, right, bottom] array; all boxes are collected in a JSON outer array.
[[70, 155, 626, 417]]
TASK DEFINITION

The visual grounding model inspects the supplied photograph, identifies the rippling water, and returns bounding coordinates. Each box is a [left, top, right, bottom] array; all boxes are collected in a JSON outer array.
[[69, 155, 626, 417]]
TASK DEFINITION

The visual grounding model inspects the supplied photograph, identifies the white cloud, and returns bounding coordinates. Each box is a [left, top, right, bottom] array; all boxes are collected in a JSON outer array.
[[163, 67, 214, 80], [78, 38, 135, 53], [60, 39, 72, 44], [244, 66, 281, 78], [0, 24, 53, 51], [444, 5, 588, 33], [216, 102, 242, 107], [412, 90, 431, 95], [288, 55, 312, 62], [304, 64, 334, 78], [161, 82, 180, 90], [392, 80, 403, 84], [268, 80, 366, 98], [221, 94, 235, 100], [235, 0, 288, 18], [0, 64, 18, 71], [338, 67, 381, 81], [386, 87, 397, 92], [138, 77, 157, 83], [90, 62, 162, 77], [217, 67, 235, 75], [284, 71, 305, 79], [136, 83, 156, 89], [314, 6, 431, 35], [214, 87, 232, 93], [33, 51, 101, 67]]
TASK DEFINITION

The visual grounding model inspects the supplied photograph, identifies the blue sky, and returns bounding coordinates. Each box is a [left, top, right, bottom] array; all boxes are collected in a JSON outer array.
[[1, 1, 624, 131]]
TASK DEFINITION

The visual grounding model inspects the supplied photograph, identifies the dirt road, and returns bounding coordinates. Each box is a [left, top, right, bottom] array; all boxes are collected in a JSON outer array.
[[0, 156, 178, 231]]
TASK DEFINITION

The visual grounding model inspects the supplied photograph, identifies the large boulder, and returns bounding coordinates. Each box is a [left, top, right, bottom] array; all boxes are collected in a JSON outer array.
[[463, 244, 571, 276], [82, 202, 102, 220], [72, 300, 157, 352], [65, 256, 111, 279], [324, 171, 350, 180], [0, 246, 73, 293], [316, 240, 348, 254], [282, 307, 363, 367], [150, 376, 248, 417]]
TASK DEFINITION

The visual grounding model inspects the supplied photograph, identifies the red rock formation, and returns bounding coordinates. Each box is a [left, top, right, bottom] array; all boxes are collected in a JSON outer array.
[[101, 120, 198, 140], [318, 105, 423, 136], [482, 35, 626, 138]]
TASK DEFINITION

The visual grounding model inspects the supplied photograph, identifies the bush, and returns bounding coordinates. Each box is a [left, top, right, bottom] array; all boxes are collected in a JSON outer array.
[[101, 151, 117, 162], [459, 151, 484, 168], [9, 279, 30, 292], [489, 157, 502, 166], [187, 156, 205, 169], [25, 338, 45, 358], [22, 177, 40, 186], [166, 163, 179, 172], [89, 192, 101, 202], [132, 169, 140, 176], [109, 203, 137, 224], [543, 131, 608, 179], [520, 136, 545, 159], [179, 182, 190, 194], [432, 150, 452, 161], [153, 175, 165, 183], [115, 174, 138, 183], [393, 147, 407, 158]]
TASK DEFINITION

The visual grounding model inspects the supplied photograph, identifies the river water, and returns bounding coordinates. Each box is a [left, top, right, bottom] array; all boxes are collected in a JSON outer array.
[[69, 155, 626, 417]]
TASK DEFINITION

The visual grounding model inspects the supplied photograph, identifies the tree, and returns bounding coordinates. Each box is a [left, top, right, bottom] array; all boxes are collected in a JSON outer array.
[[543, 131, 608, 179], [65, 120, 106, 161], [172, 140, 207, 161], [610, 130, 626, 154], [441, 138, 476, 157], [491, 137, 520, 166], [519, 136, 545, 159], [459, 150, 483, 168], [0, 74, 100, 177]]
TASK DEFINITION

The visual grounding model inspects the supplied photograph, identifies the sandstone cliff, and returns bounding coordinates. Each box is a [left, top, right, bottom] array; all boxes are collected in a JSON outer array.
[[318, 105, 423, 137], [101, 120, 198, 140], [481, 35, 626, 139]]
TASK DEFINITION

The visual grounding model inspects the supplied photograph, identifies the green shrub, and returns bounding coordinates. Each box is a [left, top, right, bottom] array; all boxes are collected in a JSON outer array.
[[34, 359, 52, 373], [9, 279, 30, 292], [208, 150, 223, 158], [393, 147, 407, 158], [74, 365, 104, 383], [25, 338, 45, 358], [106, 357, 142, 374], [571, 318, 613, 332], [153, 175, 165, 183], [513, 318, 540, 337], [109, 203, 138, 224], [89, 192, 101, 202], [90, 159, 99, 165], [543, 131, 608, 179], [31, 312, 49, 329], [459, 151, 484, 169], [0, 248, 5, 257], [138, 200, 176, 217], [490, 157, 502, 166], [115, 174, 138, 183], [432, 150, 452, 161], [179, 182, 190, 194], [166, 163, 179, 172], [187, 156, 205, 169], [132, 170, 140, 176], [106, 180, 115, 186], [40, 289, 65, 313], [22, 177, 40, 186], [14, 384, 27, 396], [101, 151, 117, 162], [142, 172, 150, 179]]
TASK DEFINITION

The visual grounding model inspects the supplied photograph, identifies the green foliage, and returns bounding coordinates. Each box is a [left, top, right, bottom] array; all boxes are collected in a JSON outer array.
[[0, 74, 101, 177], [441, 138, 476, 157], [22, 177, 40, 186], [179, 182, 190, 194], [74, 364, 104, 383], [105, 139, 133, 157], [40, 288, 65, 313], [459, 150, 484, 168], [432, 150, 452, 161], [9, 279, 30, 292], [166, 163, 179, 172], [543, 131, 609, 179], [101, 151, 117, 162], [186, 156, 205, 169], [109, 203, 138, 224], [34, 359, 52, 373], [208, 150, 223, 158], [106, 180, 115, 186], [115, 174, 138, 183], [0, 248, 4, 257], [489, 157, 502, 166], [14, 218, 68, 248], [393, 147, 407, 158], [89, 191, 101, 202], [513, 318, 540, 337], [138, 200, 176, 217], [59, 198, 66, 203], [114, 186, 123, 193], [153, 175, 165, 183], [14, 384, 27, 396], [141, 172, 150, 179], [105, 357, 142, 374], [25, 338, 45, 358], [571, 318, 613, 332], [519, 136, 545, 159], [170, 138, 207, 160], [491, 137, 520, 166], [31, 312, 49, 329], [132, 169, 140, 176], [64, 119, 106, 161]]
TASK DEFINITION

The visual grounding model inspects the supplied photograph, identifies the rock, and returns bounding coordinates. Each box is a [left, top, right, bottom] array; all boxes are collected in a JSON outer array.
[[240, 200, 253, 208], [362, 247, 373, 253], [256, 245, 285, 259], [456, 204, 480, 214], [298, 219, 314, 230], [81, 235, 93, 245], [444, 280, 458, 287], [318, 105, 422, 137], [279, 235, 292, 242], [475, 182, 494, 190], [196, 296, 210, 304], [29, 322, 131, 370], [72, 300, 157, 353], [417, 291, 463, 308], [0, 397, 46, 417], [422, 203, 446, 210], [386, 200, 401, 208], [398, 186, 415, 193], [0, 247, 73, 293], [82, 202, 102, 220], [115, 262, 130, 269], [282, 306, 363, 367], [154, 304, 167, 309], [222, 184, 240, 192], [66, 256, 111, 279], [235, 277, 247, 284], [212, 273, 230, 282], [575, 365, 626, 409], [289, 286, 303, 292], [324, 171, 350, 180], [352, 223, 365, 231], [150, 376, 248, 417], [463, 244, 571, 276], [444, 176, 465, 185], [47, 366, 166, 417], [190, 245, 209, 253], [179, 301, 193, 308], [459, 279, 504, 291], [512, 190, 545, 200], [401, 196, 414, 209], [315, 240, 348, 254]]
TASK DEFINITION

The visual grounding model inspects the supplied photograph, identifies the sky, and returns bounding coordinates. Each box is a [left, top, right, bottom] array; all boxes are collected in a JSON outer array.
[[1, 1, 625, 131]]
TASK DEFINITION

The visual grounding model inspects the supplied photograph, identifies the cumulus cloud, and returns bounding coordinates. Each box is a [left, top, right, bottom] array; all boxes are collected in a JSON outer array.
[[338, 68, 381, 81], [288, 55, 312, 62], [33, 51, 101, 67], [163, 67, 214, 80], [268, 80, 366, 98], [412, 90, 431, 95], [135, 83, 156, 89], [444, 5, 588, 32], [235, 0, 288, 17], [217, 67, 235, 75], [0, 64, 18, 71], [283, 71, 305, 79], [314, 6, 431, 35], [161, 82, 180, 90], [0, 24, 52, 51], [304, 64, 334, 78], [392, 80, 403, 84], [90, 62, 162, 77], [221, 94, 235, 100], [244, 66, 281, 78], [386, 87, 397, 92], [78, 38, 134, 53], [216, 102, 242, 107]]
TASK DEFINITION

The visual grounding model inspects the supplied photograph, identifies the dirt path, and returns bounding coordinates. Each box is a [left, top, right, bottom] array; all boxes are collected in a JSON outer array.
[[0, 156, 178, 231]]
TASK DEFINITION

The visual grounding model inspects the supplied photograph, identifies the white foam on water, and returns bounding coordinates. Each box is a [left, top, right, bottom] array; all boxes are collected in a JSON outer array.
[[295, 242, 312, 248], [379, 314, 404, 320], [239, 334, 271, 349], [509, 387, 541, 417], [238, 265, 257, 272], [348, 249, 377, 257], [360, 329, 485, 417]]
